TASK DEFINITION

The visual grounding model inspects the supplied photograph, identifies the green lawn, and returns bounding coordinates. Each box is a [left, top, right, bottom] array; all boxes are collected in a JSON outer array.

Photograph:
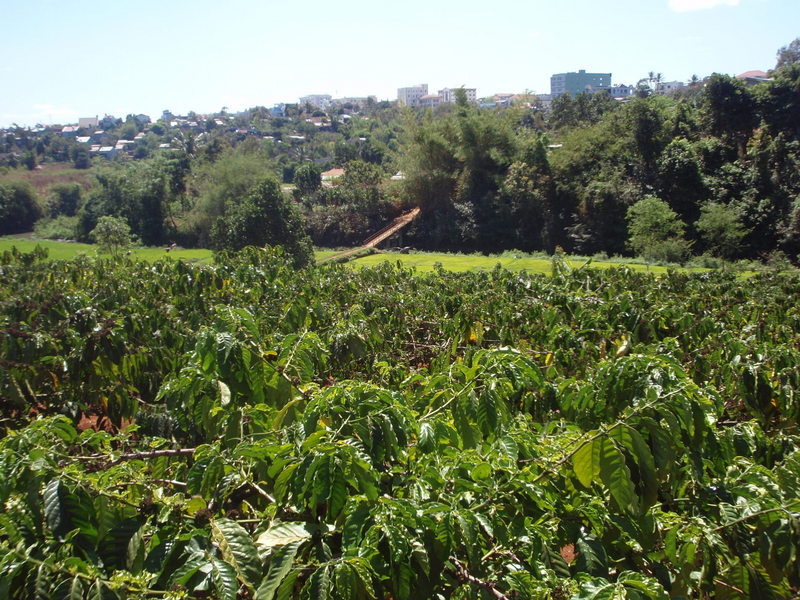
[[0, 237, 720, 275], [342, 250, 698, 275], [0, 237, 213, 262]]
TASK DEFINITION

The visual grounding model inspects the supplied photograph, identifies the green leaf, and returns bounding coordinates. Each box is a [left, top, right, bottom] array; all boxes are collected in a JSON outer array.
[[575, 535, 608, 576], [418, 422, 436, 453], [540, 544, 571, 578], [498, 435, 518, 461], [89, 579, 120, 600], [273, 463, 299, 501], [617, 571, 670, 599], [471, 462, 492, 481], [97, 517, 146, 572], [275, 569, 300, 600], [412, 541, 430, 577], [570, 578, 616, 600], [44, 479, 72, 540], [256, 541, 301, 600], [598, 438, 638, 514], [608, 424, 658, 510], [342, 502, 370, 550], [304, 564, 331, 600], [327, 470, 347, 519], [43, 480, 96, 546], [69, 576, 84, 600], [211, 557, 239, 600], [51, 418, 78, 444], [572, 433, 601, 488], [35, 563, 52, 600], [212, 518, 263, 591], [168, 552, 206, 588], [186, 455, 224, 500], [256, 522, 314, 549]]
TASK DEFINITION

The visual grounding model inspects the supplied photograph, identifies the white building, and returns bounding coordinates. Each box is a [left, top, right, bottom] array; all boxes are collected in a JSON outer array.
[[418, 94, 441, 109], [438, 87, 477, 104], [656, 81, 686, 94], [299, 94, 332, 110], [78, 116, 99, 130], [397, 84, 428, 107], [331, 96, 377, 109], [608, 84, 635, 98]]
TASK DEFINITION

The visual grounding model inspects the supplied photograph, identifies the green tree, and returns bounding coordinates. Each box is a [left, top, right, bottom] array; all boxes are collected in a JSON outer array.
[[549, 91, 617, 130], [22, 151, 37, 170], [701, 74, 757, 152], [211, 178, 313, 267], [90, 215, 134, 255], [183, 146, 273, 246], [71, 145, 91, 169], [626, 196, 692, 263], [77, 159, 172, 246], [497, 135, 558, 251], [0, 181, 42, 234], [756, 62, 800, 140], [656, 138, 708, 223], [625, 97, 668, 178], [46, 183, 82, 217], [775, 37, 800, 70], [695, 202, 749, 258], [293, 162, 322, 198]]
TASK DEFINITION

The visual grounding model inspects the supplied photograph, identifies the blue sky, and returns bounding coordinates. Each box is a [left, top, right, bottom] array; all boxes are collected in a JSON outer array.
[[1, 0, 797, 127]]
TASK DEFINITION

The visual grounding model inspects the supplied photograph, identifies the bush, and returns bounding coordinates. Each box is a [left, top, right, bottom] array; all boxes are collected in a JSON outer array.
[[695, 202, 749, 258], [641, 238, 693, 265], [626, 196, 692, 263], [90, 215, 135, 254], [211, 178, 314, 268], [0, 180, 42, 234], [46, 183, 82, 217], [34, 215, 78, 240], [687, 253, 725, 269]]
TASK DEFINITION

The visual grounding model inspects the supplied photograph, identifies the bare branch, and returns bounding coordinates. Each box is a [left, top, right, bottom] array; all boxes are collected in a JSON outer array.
[[448, 557, 510, 600]]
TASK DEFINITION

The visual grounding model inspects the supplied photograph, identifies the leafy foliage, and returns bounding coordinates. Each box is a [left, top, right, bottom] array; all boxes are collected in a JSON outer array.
[[91, 215, 135, 255], [210, 177, 313, 268], [626, 196, 692, 263], [0, 180, 42, 235], [1, 247, 799, 599]]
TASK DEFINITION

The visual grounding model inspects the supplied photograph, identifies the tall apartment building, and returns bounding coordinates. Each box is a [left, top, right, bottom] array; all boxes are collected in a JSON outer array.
[[397, 84, 428, 107], [299, 94, 332, 110], [438, 87, 477, 104], [550, 70, 612, 97], [418, 94, 441, 109]]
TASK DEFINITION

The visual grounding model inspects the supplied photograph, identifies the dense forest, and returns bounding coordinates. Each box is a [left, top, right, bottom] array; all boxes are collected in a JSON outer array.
[[1, 40, 799, 265]]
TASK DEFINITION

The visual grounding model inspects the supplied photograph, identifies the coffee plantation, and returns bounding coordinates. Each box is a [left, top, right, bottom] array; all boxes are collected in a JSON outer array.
[[1, 247, 798, 599]]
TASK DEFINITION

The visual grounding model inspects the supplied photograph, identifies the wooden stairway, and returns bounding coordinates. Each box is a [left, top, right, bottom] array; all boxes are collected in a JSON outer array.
[[319, 207, 420, 264]]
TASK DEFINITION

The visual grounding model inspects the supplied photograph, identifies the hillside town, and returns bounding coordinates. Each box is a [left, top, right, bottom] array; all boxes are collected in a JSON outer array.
[[0, 68, 770, 166]]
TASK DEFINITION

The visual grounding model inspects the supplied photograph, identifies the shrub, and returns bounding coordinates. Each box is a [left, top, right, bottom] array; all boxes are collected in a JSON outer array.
[[34, 215, 78, 240], [90, 215, 135, 254], [0, 180, 42, 234]]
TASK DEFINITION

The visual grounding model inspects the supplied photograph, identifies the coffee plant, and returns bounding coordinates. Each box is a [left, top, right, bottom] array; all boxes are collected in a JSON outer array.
[[1, 247, 799, 599]]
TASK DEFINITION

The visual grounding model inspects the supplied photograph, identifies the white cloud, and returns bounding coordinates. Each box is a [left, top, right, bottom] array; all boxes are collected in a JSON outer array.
[[669, 0, 739, 11]]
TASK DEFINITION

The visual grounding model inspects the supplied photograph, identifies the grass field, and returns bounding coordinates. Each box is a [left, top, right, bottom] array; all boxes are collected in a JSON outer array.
[[331, 249, 704, 275], [0, 163, 95, 196], [0, 237, 213, 262], [0, 237, 730, 275]]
